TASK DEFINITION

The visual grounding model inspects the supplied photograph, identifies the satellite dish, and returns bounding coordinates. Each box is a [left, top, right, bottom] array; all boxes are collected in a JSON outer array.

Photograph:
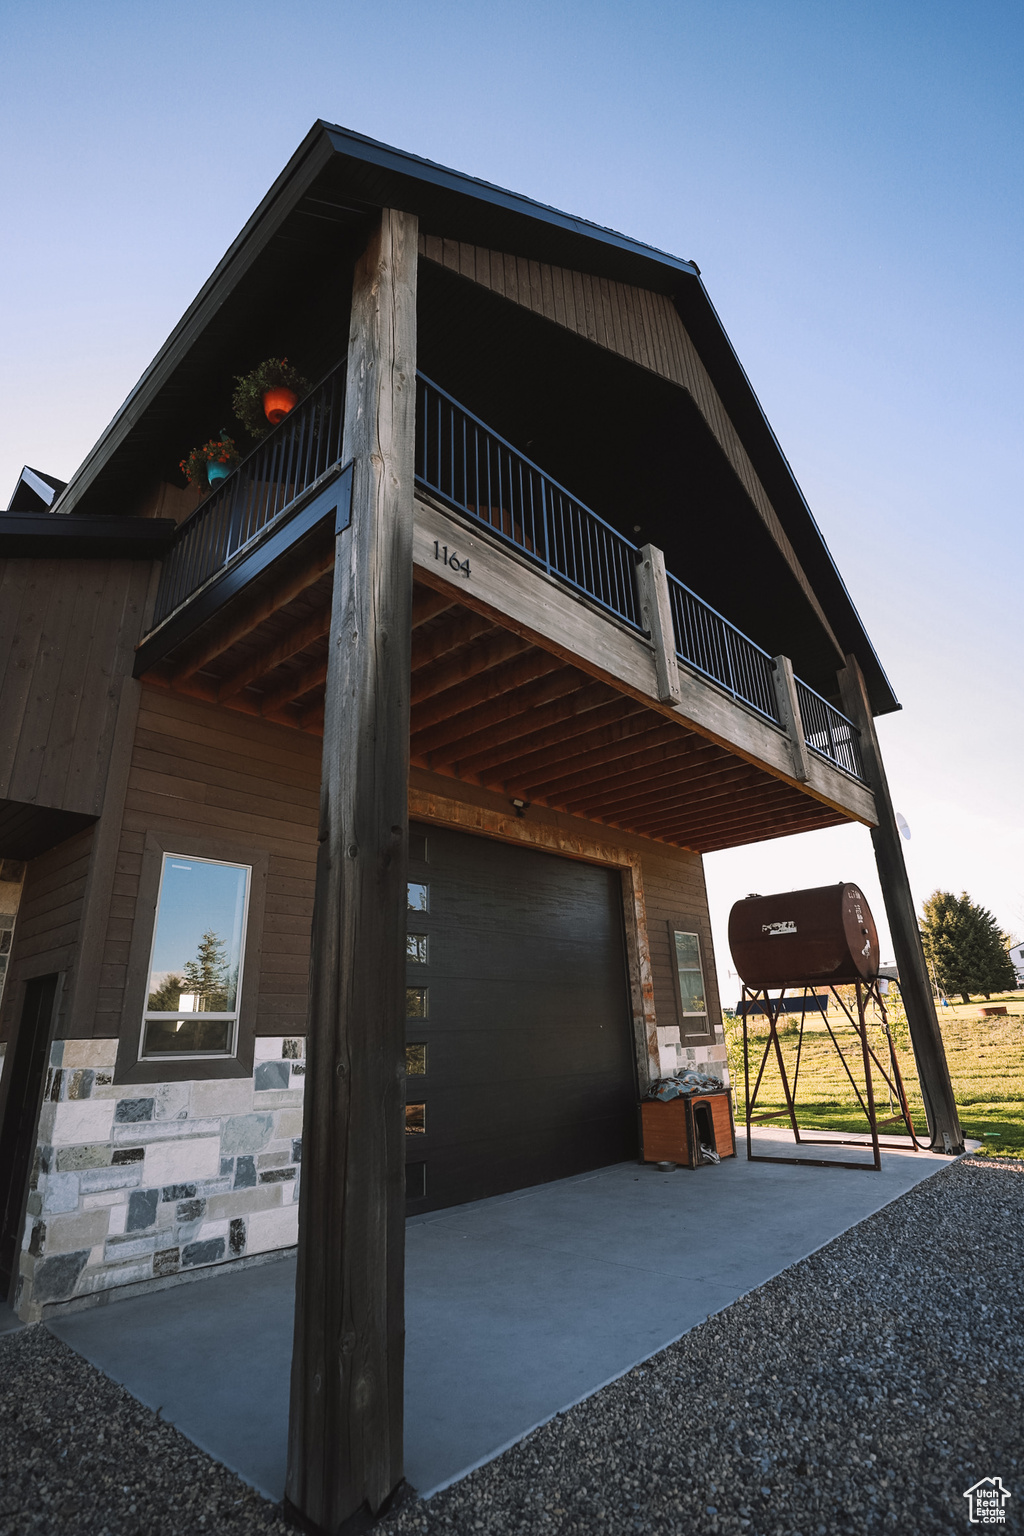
[[895, 811, 911, 841]]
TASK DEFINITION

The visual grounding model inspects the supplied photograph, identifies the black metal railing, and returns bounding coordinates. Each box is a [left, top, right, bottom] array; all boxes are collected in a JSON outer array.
[[666, 574, 781, 724], [796, 680, 865, 779], [415, 374, 642, 630], [151, 362, 347, 626]]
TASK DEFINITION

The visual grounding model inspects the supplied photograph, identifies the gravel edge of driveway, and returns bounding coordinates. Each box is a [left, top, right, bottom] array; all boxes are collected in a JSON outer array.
[[2, 1156, 1020, 1536]]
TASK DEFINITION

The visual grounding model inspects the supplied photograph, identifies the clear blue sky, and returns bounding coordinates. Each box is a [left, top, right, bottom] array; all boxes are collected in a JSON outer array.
[[3, 1, 1022, 994]]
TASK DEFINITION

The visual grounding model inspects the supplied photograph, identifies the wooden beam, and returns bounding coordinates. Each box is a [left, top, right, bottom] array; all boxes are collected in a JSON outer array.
[[411, 665, 584, 757], [410, 608, 496, 670], [597, 763, 763, 824], [286, 208, 417, 1531], [514, 725, 692, 798], [655, 796, 834, 844], [409, 628, 530, 706], [409, 652, 566, 740], [469, 703, 657, 786], [217, 605, 332, 701], [558, 741, 727, 813], [412, 586, 457, 629], [258, 656, 329, 717], [838, 654, 963, 1151], [440, 685, 622, 775], [169, 547, 334, 684]]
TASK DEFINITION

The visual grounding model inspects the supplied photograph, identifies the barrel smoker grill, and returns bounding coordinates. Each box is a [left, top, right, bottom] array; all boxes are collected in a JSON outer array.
[[728, 883, 920, 1171]]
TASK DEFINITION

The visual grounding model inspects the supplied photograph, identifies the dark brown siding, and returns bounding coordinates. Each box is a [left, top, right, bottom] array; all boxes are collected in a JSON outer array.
[[0, 827, 94, 1041], [418, 235, 836, 646], [641, 847, 722, 1041], [96, 686, 321, 1040], [0, 558, 152, 817]]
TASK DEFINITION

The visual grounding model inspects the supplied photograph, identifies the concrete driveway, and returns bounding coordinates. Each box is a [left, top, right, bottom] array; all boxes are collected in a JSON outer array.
[[48, 1128, 950, 1500]]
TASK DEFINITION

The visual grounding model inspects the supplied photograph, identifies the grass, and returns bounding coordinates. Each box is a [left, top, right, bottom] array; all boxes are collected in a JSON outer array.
[[724, 992, 1024, 1157]]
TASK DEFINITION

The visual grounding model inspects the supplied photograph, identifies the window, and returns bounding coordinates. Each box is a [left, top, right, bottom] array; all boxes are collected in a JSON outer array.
[[407, 882, 429, 912], [669, 925, 709, 1035], [406, 933, 429, 963], [140, 855, 251, 1059]]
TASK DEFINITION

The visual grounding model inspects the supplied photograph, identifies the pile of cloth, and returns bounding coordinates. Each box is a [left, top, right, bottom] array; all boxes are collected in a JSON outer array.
[[646, 1069, 724, 1101]]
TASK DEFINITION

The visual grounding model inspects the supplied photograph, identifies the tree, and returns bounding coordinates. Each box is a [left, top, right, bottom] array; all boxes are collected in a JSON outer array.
[[147, 973, 185, 1011], [920, 891, 1017, 1004], [182, 929, 230, 1012]]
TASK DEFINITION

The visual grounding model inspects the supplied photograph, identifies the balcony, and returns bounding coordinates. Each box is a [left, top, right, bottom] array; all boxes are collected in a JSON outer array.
[[140, 365, 866, 812], [413, 375, 865, 786]]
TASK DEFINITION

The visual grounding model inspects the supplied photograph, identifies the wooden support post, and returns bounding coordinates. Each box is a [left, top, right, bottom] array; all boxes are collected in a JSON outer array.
[[838, 655, 963, 1153], [771, 655, 810, 782], [286, 208, 418, 1532], [636, 544, 683, 706]]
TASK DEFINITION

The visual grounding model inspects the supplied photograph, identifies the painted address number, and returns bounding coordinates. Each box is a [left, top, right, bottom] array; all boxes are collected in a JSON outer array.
[[434, 541, 471, 578]]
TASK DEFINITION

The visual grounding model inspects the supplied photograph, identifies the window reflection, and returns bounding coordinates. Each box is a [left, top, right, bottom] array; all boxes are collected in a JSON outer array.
[[673, 929, 707, 1017], [406, 933, 428, 963], [142, 854, 250, 1058], [406, 987, 428, 1018], [407, 882, 429, 912], [406, 1103, 426, 1135], [406, 1044, 427, 1076]]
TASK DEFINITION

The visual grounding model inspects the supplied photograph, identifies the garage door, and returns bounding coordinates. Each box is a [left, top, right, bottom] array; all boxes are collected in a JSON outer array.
[[405, 822, 638, 1213]]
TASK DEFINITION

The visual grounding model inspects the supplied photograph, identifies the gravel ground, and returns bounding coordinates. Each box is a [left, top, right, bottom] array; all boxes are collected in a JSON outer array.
[[2, 1157, 1021, 1536]]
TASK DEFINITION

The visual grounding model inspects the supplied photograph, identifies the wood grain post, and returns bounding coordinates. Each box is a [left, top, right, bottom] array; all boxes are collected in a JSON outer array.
[[838, 654, 964, 1153], [636, 544, 682, 705], [286, 208, 418, 1532], [771, 655, 810, 782]]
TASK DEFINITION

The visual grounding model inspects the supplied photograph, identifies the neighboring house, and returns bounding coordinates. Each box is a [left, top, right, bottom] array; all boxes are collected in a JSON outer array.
[[0, 123, 962, 1525], [1008, 940, 1024, 987]]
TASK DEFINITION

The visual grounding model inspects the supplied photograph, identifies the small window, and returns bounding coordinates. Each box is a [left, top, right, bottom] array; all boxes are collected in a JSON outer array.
[[406, 987, 428, 1018], [407, 882, 429, 912], [670, 927, 708, 1030], [141, 855, 251, 1059], [406, 1103, 426, 1135], [406, 1044, 428, 1076], [406, 933, 429, 964]]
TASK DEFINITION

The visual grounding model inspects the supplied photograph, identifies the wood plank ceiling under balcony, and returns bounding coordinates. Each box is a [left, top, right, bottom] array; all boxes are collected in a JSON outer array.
[[141, 572, 849, 854]]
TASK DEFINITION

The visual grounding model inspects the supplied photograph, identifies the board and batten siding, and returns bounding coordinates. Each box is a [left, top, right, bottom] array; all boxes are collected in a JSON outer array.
[[418, 235, 838, 651], [94, 686, 321, 1042], [0, 559, 152, 817], [0, 827, 94, 1043]]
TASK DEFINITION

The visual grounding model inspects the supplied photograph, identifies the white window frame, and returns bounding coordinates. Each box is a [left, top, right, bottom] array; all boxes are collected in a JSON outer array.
[[139, 852, 252, 1062]]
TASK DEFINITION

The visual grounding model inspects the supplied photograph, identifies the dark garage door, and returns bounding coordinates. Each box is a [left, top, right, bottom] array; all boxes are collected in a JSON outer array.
[[405, 822, 638, 1213]]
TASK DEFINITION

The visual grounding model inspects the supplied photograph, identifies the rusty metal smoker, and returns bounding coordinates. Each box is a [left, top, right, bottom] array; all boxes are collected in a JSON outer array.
[[728, 883, 920, 1170]]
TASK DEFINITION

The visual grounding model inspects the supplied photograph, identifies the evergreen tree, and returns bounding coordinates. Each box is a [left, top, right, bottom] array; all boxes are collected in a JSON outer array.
[[182, 929, 230, 1011], [920, 891, 1016, 1004], [147, 973, 186, 1011]]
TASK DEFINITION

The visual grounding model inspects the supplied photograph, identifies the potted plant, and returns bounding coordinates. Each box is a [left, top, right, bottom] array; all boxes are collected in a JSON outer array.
[[231, 358, 311, 439], [179, 431, 241, 492]]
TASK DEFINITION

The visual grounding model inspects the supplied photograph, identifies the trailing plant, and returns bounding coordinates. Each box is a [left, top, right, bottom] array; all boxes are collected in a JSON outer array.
[[231, 357, 311, 439], [179, 432, 241, 491]]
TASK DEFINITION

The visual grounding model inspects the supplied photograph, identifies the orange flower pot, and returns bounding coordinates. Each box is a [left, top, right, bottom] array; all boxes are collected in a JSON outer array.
[[262, 386, 299, 426]]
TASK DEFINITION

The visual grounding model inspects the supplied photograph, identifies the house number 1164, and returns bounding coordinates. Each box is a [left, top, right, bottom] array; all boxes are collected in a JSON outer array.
[[434, 541, 471, 578]]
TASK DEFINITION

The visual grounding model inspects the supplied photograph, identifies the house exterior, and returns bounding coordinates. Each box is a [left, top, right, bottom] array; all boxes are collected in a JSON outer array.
[[1008, 941, 1024, 987], [0, 124, 962, 1527]]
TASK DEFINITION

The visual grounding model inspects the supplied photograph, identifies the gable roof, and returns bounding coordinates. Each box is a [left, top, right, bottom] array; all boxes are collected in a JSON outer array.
[[50, 121, 898, 714]]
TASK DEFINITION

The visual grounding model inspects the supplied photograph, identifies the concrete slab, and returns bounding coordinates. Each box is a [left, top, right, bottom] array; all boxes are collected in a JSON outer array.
[[48, 1128, 951, 1503]]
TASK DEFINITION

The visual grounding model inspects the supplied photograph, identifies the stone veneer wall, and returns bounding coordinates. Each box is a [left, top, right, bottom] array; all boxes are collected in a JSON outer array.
[[655, 1022, 729, 1084], [16, 1036, 305, 1321]]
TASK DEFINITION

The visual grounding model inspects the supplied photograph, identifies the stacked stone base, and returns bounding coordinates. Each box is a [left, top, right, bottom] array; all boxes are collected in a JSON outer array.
[[655, 1021, 730, 1083], [17, 1037, 305, 1321]]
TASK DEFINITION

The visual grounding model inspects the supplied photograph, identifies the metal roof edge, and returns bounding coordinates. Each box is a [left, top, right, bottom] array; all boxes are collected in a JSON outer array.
[[322, 122, 701, 280]]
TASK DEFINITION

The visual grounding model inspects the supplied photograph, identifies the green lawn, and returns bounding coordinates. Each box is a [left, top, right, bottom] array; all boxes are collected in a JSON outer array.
[[724, 996, 1024, 1157]]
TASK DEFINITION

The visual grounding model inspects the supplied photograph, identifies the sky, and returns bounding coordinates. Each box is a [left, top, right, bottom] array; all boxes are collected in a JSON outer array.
[[3, 0, 1022, 998]]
